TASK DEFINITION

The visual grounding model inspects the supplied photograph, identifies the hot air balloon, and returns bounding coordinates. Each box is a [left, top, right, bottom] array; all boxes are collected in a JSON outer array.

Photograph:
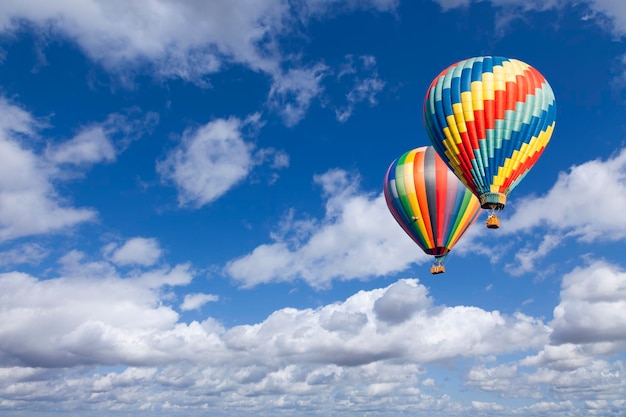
[[423, 56, 556, 229], [384, 146, 482, 274]]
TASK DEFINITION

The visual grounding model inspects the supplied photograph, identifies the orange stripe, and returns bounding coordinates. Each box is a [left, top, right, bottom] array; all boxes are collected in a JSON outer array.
[[414, 151, 435, 246], [435, 155, 448, 246]]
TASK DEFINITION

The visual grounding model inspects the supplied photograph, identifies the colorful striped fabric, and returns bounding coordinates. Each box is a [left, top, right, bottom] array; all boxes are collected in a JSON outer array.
[[423, 56, 556, 209], [384, 146, 482, 265]]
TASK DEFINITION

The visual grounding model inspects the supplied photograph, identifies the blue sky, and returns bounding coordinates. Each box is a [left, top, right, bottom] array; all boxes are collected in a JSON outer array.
[[1, 0, 626, 415]]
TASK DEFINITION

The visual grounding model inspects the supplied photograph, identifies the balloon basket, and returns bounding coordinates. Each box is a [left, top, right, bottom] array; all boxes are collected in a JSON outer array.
[[486, 213, 500, 229], [430, 264, 445, 274]]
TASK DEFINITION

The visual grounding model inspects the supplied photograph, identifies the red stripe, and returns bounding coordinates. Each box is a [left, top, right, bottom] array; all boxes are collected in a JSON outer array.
[[484, 100, 495, 129], [501, 146, 547, 190], [525, 67, 544, 92], [434, 155, 448, 245], [414, 151, 435, 245], [474, 109, 486, 139], [494, 90, 505, 120], [517, 73, 529, 97], [466, 120, 479, 150], [505, 81, 517, 111], [454, 131, 477, 192]]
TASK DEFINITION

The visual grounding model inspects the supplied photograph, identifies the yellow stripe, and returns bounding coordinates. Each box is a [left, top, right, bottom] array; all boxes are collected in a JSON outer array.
[[509, 59, 529, 76], [481, 72, 494, 100], [470, 80, 484, 111], [445, 114, 462, 143], [452, 103, 467, 133], [442, 127, 461, 156], [493, 65, 506, 91], [501, 60, 517, 82], [490, 123, 556, 191], [461, 91, 474, 122]]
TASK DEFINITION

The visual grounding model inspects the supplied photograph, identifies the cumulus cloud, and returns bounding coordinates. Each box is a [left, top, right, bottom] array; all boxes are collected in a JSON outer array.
[[0, 99, 160, 242], [0, 98, 96, 241], [0, 272, 550, 413], [104, 237, 163, 267], [488, 148, 626, 274], [373, 279, 431, 324], [0, 261, 196, 368], [157, 115, 287, 208], [462, 261, 626, 409], [225, 169, 430, 288], [505, 149, 626, 241], [549, 261, 626, 347], [5, 257, 626, 414]]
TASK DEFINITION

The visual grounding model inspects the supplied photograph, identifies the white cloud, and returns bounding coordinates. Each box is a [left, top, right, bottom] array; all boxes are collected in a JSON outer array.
[[0, 243, 48, 267], [549, 261, 626, 347], [105, 237, 163, 267], [505, 149, 626, 241], [504, 233, 565, 276], [0, 1, 397, 126], [180, 293, 219, 311], [46, 126, 116, 165], [225, 169, 429, 288], [0, 101, 159, 243], [268, 64, 329, 127], [462, 261, 626, 407], [432, 0, 561, 13], [6, 257, 626, 414], [334, 55, 385, 123], [481, 148, 626, 274], [157, 117, 257, 207], [581, 0, 626, 37], [0, 272, 550, 413], [294, 0, 398, 16], [0, 262, 196, 368], [373, 279, 431, 324], [0, 0, 287, 76], [45, 111, 158, 167], [0, 99, 96, 242], [430, 0, 626, 40]]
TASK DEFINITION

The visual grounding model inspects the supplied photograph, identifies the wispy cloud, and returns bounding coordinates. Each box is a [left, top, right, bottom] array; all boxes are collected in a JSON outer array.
[[0, 0, 398, 127], [334, 55, 385, 122], [225, 169, 428, 288]]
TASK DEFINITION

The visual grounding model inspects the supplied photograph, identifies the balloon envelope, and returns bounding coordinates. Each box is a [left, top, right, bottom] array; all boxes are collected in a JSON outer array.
[[423, 56, 556, 210], [383, 146, 482, 272]]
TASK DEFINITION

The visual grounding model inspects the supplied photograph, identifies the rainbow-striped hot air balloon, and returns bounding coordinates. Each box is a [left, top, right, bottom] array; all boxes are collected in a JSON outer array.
[[384, 146, 482, 274], [423, 56, 556, 229]]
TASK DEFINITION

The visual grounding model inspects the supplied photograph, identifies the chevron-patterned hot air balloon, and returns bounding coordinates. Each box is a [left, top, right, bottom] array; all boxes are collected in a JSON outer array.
[[384, 146, 482, 274], [423, 56, 556, 229]]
